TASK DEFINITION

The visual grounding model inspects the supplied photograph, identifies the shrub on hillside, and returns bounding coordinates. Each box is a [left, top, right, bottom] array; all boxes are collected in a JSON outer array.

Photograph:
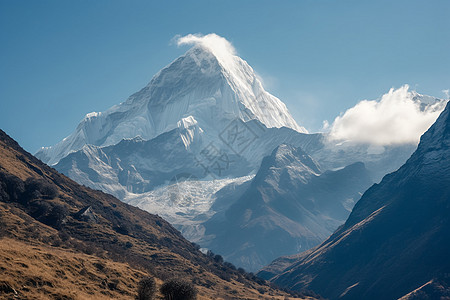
[[137, 277, 156, 300], [44, 204, 68, 228], [160, 279, 197, 300], [24, 177, 58, 200], [213, 254, 223, 264], [29, 201, 68, 229], [0, 172, 25, 202]]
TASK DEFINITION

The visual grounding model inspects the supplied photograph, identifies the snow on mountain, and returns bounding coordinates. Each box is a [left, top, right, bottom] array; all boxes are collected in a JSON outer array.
[[54, 116, 319, 198], [36, 40, 305, 166], [125, 174, 255, 244]]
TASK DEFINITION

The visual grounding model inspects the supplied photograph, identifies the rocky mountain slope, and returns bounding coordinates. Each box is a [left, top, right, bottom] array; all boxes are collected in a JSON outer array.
[[260, 102, 450, 299], [201, 144, 372, 271], [0, 129, 314, 300]]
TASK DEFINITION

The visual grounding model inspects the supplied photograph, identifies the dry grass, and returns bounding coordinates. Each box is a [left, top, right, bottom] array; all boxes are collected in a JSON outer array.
[[0, 238, 147, 299], [0, 130, 314, 299]]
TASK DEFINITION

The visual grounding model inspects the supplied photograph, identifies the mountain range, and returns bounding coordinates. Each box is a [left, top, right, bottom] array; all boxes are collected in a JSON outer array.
[[34, 43, 446, 272], [200, 144, 372, 271], [260, 101, 450, 299]]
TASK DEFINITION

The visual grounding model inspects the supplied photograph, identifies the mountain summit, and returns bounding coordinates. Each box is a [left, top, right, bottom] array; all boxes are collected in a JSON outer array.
[[37, 43, 305, 165]]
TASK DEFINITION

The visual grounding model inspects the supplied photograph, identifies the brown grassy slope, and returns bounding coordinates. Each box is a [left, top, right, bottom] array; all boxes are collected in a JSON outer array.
[[0, 237, 148, 300], [0, 129, 313, 300]]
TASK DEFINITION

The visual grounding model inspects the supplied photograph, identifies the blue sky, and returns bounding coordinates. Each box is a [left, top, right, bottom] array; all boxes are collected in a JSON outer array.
[[1, 0, 449, 152]]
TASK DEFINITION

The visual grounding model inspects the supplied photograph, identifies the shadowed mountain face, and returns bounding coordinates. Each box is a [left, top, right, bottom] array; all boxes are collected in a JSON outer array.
[[0, 129, 309, 300], [202, 144, 372, 272], [262, 102, 450, 299]]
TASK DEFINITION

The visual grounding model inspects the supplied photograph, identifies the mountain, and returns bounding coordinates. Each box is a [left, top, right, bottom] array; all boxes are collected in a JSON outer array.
[[54, 120, 321, 198], [313, 140, 417, 182], [200, 144, 372, 272], [261, 102, 450, 299], [36, 45, 306, 166], [0, 129, 313, 300], [34, 41, 441, 275]]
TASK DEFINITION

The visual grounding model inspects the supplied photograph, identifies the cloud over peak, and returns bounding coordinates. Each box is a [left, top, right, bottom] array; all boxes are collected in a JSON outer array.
[[175, 33, 238, 72], [176, 33, 236, 55], [328, 85, 447, 146]]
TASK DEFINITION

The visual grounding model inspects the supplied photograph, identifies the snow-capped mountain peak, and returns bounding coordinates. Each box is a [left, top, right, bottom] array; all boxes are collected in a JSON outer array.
[[36, 39, 305, 165]]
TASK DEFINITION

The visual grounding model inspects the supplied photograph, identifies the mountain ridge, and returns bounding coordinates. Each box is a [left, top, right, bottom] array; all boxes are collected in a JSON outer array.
[[262, 102, 450, 299], [36, 45, 305, 166], [0, 128, 313, 299], [201, 144, 372, 271]]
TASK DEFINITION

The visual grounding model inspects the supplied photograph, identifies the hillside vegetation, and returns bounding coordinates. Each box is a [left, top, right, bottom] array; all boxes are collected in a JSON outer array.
[[0, 129, 315, 300]]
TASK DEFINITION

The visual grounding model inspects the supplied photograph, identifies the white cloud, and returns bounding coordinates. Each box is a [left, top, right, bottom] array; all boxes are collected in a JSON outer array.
[[442, 89, 450, 99], [328, 85, 447, 145], [176, 33, 277, 94], [176, 33, 238, 72]]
